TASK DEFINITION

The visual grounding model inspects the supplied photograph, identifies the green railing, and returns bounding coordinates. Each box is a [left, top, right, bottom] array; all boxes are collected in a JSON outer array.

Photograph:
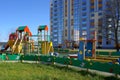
[[0, 54, 120, 75], [96, 51, 120, 56], [54, 48, 70, 53]]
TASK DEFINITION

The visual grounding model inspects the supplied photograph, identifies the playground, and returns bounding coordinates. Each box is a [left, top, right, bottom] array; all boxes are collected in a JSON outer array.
[[0, 25, 120, 79]]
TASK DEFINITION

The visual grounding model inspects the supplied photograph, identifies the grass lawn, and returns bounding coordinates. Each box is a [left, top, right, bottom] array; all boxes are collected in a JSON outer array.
[[0, 62, 119, 80]]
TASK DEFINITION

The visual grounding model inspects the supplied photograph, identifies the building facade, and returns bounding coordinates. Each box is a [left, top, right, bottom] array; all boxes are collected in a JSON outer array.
[[50, 0, 64, 47], [102, 0, 120, 49], [50, 0, 115, 48]]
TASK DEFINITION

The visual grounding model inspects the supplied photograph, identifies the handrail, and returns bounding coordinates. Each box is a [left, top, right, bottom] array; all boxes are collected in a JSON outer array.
[[18, 33, 25, 53], [12, 37, 18, 53]]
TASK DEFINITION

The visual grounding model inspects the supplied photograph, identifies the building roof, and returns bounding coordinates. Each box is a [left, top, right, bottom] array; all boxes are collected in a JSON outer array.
[[38, 25, 48, 31], [17, 26, 26, 31], [17, 26, 32, 36]]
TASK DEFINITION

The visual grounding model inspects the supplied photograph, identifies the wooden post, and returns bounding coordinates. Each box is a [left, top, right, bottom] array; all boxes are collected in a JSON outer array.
[[93, 31, 97, 59], [38, 31, 40, 54]]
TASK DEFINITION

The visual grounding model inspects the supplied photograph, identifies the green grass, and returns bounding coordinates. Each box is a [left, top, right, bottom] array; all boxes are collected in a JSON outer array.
[[0, 62, 119, 80]]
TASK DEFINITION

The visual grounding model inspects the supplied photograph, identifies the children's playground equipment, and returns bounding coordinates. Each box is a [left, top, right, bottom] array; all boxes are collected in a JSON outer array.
[[1, 25, 54, 54], [78, 38, 96, 60], [2, 26, 33, 54], [37, 25, 54, 54], [30, 25, 54, 54], [77, 38, 120, 64]]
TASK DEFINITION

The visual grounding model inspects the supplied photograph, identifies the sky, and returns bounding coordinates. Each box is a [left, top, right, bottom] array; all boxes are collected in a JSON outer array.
[[0, 0, 50, 42]]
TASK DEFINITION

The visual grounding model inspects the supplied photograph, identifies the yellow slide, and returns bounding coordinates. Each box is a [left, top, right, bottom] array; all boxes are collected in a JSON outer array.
[[12, 41, 23, 53], [48, 41, 54, 53], [3, 40, 15, 51], [41, 41, 54, 54], [4, 39, 23, 53]]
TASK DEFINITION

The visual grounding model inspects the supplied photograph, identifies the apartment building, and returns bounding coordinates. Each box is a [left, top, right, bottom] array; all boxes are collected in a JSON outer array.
[[50, 0, 114, 48]]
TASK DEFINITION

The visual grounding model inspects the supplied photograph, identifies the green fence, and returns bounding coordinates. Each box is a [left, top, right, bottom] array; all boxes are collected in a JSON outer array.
[[0, 54, 20, 61], [96, 51, 120, 56], [0, 54, 120, 75], [54, 48, 69, 53]]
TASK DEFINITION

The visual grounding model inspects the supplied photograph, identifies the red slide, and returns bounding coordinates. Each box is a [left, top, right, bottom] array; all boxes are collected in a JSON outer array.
[[1, 44, 9, 52]]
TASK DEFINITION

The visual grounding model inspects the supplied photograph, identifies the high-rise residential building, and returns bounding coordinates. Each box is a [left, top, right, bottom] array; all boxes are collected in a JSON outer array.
[[102, 0, 120, 49], [50, 0, 114, 48]]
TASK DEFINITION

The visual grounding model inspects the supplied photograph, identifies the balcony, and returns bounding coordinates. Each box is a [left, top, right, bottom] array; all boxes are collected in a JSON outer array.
[[91, 0, 94, 3], [90, 22, 95, 26], [98, 4, 102, 7], [98, 39, 102, 42], [91, 6, 94, 8]]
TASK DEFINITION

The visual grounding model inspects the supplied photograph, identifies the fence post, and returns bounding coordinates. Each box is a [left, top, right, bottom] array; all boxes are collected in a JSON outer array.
[[20, 53, 24, 63], [109, 51, 112, 57]]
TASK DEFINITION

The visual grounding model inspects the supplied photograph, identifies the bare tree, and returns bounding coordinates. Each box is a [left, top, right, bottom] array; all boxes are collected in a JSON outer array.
[[103, 0, 120, 52]]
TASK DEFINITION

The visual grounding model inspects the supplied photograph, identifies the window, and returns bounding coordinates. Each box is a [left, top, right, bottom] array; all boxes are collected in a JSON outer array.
[[106, 40, 111, 45], [54, 14, 57, 16], [91, 14, 94, 17], [65, 19, 67, 26], [108, 18, 112, 21], [98, 41, 102, 48], [54, 4, 57, 7], [98, 30, 102, 33], [65, 0, 67, 3], [71, 29, 74, 36], [98, 36, 102, 39], [54, 39, 57, 42], [98, 13, 102, 16], [91, 0, 94, 3], [65, 29, 67, 36], [90, 0, 94, 9], [108, 25, 112, 28], [82, 31, 87, 35], [82, 13, 87, 16], [54, 34, 57, 37], [54, 9, 57, 12], [99, 1, 102, 4], [90, 19, 94, 26], [82, 27, 87, 30], [71, 0, 74, 16], [108, 35, 112, 39], [51, 4, 53, 6], [118, 27, 120, 31], [82, 7, 86, 11], [91, 3, 94, 6], [82, 2, 86, 5], [98, 18, 102, 26], [90, 9, 94, 12], [71, 19, 74, 26], [54, 22, 58, 25], [54, 18, 57, 21], [90, 19, 94, 22], [53, 30, 57, 33], [82, 18, 87, 22], [91, 5, 94, 9], [65, 10, 67, 16], [98, 0, 102, 4], [98, 42, 102, 45], [71, 9, 74, 15], [99, 6, 102, 10], [54, 0, 57, 3], [65, 0, 67, 17], [108, 31, 112, 34], [90, 26, 94, 28], [82, 23, 87, 27]]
